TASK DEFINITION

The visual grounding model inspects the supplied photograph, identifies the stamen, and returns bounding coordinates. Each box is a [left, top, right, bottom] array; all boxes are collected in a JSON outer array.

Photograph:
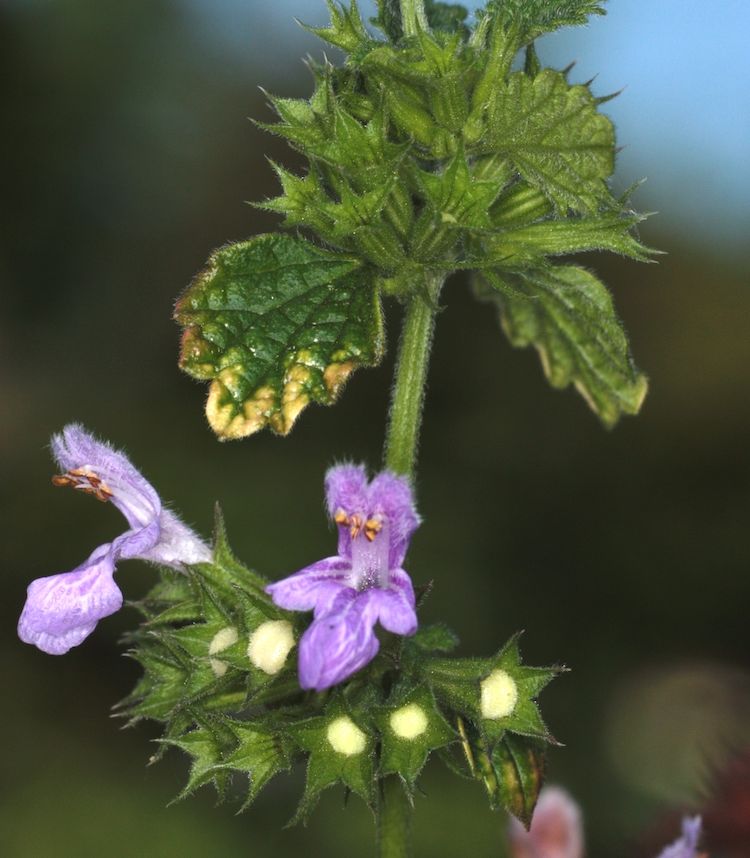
[[52, 469, 113, 503], [349, 514, 363, 539], [364, 517, 383, 542], [334, 508, 349, 526]]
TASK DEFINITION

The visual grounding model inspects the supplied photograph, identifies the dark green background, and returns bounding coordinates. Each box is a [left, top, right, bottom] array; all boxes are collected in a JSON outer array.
[[2, 2, 749, 856]]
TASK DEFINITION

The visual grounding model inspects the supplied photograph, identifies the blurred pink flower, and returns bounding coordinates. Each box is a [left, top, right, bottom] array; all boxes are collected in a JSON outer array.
[[508, 787, 584, 858]]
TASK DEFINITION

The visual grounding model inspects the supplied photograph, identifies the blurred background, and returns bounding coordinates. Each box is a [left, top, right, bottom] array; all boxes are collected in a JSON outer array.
[[2, 1, 749, 855]]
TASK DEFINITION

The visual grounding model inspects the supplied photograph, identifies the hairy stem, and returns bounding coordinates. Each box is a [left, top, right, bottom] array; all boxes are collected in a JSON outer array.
[[377, 776, 412, 858], [399, 0, 429, 37], [384, 274, 443, 479]]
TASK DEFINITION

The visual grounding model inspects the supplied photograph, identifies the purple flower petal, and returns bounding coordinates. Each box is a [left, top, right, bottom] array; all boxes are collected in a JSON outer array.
[[298, 589, 380, 690], [266, 557, 352, 614], [367, 471, 420, 568], [656, 816, 702, 858], [18, 544, 123, 655], [325, 464, 369, 518], [367, 569, 417, 635]]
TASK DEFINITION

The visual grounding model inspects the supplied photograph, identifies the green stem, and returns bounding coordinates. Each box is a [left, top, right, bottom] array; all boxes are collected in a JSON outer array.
[[377, 776, 412, 858], [399, 0, 429, 37], [384, 274, 443, 479], [379, 274, 443, 854]]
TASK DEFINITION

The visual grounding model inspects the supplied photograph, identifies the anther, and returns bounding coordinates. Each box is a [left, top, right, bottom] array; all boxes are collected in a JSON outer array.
[[52, 469, 113, 503], [364, 517, 383, 542], [334, 508, 349, 526]]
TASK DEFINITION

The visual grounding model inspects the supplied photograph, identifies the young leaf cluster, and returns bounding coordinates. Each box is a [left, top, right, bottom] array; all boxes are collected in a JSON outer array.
[[175, 0, 653, 439], [119, 514, 560, 826]]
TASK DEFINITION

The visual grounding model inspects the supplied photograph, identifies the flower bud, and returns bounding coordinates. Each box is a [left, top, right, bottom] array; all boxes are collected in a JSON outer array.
[[481, 669, 519, 719], [327, 716, 366, 756], [390, 703, 428, 740], [247, 620, 295, 675]]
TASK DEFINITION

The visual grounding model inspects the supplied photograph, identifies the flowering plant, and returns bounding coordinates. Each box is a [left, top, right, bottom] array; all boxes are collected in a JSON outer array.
[[17, 0, 661, 855]]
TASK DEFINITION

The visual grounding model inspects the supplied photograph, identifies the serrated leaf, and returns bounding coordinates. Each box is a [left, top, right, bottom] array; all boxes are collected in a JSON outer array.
[[485, 0, 605, 43], [485, 69, 615, 214], [176, 234, 384, 439], [481, 265, 648, 426], [492, 734, 546, 827]]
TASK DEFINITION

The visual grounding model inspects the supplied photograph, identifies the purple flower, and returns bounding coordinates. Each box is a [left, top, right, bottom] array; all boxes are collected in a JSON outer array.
[[657, 817, 703, 858], [18, 425, 211, 655], [267, 464, 420, 691]]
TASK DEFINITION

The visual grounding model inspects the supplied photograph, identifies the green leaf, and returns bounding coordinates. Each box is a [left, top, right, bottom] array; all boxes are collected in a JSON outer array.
[[484, 210, 654, 263], [484, 69, 616, 214], [481, 265, 648, 426], [492, 734, 546, 827], [176, 234, 384, 439], [484, 0, 605, 43]]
